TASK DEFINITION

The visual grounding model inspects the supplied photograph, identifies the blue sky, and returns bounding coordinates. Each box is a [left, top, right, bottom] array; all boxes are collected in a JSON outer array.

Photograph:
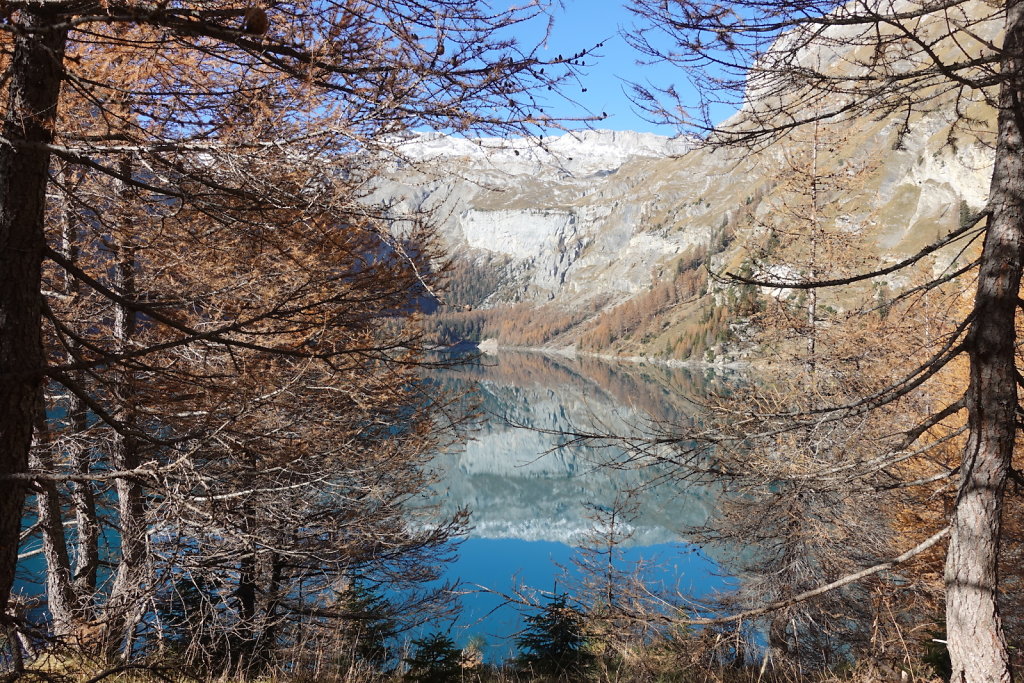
[[522, 1, 725, 136]]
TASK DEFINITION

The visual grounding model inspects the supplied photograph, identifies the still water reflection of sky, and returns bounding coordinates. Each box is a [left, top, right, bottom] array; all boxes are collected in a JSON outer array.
[[447, 538, 729, 662], [426, 352, 735, 661], [16, 351, 734, 663]]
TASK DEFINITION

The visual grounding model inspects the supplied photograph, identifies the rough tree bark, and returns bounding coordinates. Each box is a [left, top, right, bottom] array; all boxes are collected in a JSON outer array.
[[59, 204, 99, 601], [0, 8, 68, 616], [102, 236, 147, 659], [30, 399, 78, 637], [943, 3, 1024, 680]]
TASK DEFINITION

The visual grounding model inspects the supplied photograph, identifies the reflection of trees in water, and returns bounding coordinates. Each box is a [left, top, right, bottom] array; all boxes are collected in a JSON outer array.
[[430, 351, 728, 426]]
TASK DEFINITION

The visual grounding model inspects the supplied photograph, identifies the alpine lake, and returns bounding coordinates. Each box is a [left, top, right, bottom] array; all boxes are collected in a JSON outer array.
[[13, 350, 737, 665], [423, 350, 736, 662]]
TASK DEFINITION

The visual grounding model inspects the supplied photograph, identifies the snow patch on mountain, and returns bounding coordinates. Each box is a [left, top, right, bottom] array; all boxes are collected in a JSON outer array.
[[395, 129, 693, 177]]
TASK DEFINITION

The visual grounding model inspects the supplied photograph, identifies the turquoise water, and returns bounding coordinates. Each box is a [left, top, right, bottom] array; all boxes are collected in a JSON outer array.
[[423, 353, 732, 662], [444, 537, 728, 662], [17, 352, 731, 665]]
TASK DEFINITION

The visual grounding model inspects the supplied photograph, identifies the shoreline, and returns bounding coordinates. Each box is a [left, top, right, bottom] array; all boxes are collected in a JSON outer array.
[[475, 337, 750, 371]]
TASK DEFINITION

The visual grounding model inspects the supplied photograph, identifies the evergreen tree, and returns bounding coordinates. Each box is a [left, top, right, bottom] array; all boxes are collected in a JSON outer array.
[[515, 594, 593, 679], [403, 632, 463, 683]]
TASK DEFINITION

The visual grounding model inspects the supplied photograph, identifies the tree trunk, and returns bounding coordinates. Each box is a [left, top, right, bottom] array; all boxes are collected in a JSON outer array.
[[943, 4, 1024, 680], [0, 9, 68, 616], [103, 238, 147, 660], [30, 398, 78, 637], [235, 548, 258, 673], [259, 551, 283, 653], [68, 395, 100, 599], [59, 195, 100, 600]]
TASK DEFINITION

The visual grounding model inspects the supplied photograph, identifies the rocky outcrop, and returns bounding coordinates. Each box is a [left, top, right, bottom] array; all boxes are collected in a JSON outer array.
[[372, 129, 731, 305], [376, 115, 992, 324]]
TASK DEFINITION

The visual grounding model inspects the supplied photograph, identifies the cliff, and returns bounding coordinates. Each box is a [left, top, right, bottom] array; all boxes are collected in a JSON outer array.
[[370, 5, 997, 362]]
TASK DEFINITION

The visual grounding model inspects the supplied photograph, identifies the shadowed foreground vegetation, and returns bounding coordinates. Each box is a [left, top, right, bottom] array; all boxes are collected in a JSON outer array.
[[5, 589, 953, 683]]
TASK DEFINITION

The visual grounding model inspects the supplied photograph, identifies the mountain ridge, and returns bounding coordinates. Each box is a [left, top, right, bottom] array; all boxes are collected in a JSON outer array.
[[393, 128, 694, 178], [372, 3, 998, 362]]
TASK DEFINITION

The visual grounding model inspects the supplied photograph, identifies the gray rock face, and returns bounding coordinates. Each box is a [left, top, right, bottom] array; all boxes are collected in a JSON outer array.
[[372, 101, 995, 323], [372, 129, 713, 306]]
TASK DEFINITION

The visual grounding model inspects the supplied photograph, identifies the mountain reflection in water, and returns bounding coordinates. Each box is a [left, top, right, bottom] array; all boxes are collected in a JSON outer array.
[[426, 351, 733, 660]]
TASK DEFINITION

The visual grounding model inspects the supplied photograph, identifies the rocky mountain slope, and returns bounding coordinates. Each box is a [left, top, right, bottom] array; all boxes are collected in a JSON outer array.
[[371, 13, 997, 362]]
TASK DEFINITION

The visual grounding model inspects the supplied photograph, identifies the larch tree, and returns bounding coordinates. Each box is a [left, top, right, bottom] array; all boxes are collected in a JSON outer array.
[[624, 0, 1021, 679], [673, 120, 946, 674], [0, 0, 588, 674]]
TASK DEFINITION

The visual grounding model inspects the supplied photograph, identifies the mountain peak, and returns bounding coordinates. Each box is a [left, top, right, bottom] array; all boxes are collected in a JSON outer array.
[[394, 129, 693, 176]]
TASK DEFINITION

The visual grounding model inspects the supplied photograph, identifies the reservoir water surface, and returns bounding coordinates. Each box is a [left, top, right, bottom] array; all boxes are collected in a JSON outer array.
[[427, 351, 733, 661], [14, 351, 734, 665]]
